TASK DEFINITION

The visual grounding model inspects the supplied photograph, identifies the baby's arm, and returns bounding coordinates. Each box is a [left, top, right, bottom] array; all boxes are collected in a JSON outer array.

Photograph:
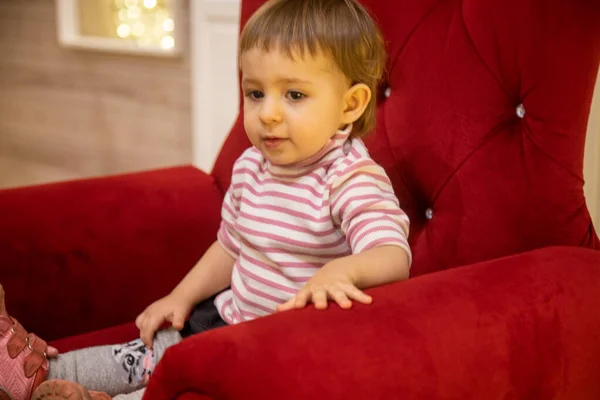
[[168, 240, 236, 308], [136, 241, 235, 347], [137, 166, 243, 347], [278, 246, 408, 311], [278, 159, 410, 311], [337, 244, 409, 290]]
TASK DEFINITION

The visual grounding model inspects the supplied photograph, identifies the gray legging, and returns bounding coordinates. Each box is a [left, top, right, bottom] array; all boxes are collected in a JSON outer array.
[[48, 296, 227, 399]]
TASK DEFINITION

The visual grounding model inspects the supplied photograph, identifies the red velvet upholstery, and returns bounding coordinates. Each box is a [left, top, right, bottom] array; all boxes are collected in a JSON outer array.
[[48, 323, 139, 354], [1, 166, 221, 341], [146, 247, 600, 399], [1, 0, 599, 398], [212, 0, 600, 277]]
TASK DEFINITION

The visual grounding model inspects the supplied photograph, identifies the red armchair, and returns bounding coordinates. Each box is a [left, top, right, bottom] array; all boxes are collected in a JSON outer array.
[[2, 0, 600, 398]]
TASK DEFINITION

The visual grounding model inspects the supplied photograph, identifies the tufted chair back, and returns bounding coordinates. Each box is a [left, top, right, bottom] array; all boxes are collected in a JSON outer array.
[[212, 0, 600, 277]]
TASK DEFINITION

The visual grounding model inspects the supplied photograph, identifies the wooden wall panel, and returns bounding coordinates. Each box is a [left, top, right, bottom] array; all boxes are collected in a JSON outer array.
[[0, 0, 191, 188], [585, 70, 600, 229]]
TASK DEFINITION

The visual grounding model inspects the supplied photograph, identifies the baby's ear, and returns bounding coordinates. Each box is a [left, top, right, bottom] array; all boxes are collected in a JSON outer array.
[[341, 83, 371, 125]]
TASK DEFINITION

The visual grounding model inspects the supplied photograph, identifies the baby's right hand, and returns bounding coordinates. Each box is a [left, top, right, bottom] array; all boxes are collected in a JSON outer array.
[[135, 293, 191, 349]]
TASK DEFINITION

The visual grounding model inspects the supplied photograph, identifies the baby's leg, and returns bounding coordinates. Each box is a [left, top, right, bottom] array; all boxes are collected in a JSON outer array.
[[47, 329, 181, 397]]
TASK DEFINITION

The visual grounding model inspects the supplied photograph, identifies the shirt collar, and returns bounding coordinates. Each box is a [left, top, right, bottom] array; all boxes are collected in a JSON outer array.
[[265, 124, 353, 177]]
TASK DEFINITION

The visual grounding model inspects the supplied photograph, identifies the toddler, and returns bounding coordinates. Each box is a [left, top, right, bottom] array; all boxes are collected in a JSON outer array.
[[1, 0, 411, 399]]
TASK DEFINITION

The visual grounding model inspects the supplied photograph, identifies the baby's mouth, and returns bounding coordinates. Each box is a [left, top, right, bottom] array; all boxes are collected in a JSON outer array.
[[262, 137, 288, 149]]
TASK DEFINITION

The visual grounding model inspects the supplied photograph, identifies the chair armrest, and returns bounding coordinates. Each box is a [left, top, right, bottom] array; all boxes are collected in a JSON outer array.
[[145, 246, 600, 400], [0, 166, 223, 342]]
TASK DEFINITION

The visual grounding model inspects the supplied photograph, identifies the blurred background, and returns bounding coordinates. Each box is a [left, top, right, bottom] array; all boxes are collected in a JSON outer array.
[[0, 0, 192, 188]]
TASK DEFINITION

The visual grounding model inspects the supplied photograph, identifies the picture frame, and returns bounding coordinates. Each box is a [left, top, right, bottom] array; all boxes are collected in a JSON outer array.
[[55, 0, 182, 57]]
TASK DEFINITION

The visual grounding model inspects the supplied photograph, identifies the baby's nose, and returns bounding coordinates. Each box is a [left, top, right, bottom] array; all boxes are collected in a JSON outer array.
[[259, 98, 283, 124]]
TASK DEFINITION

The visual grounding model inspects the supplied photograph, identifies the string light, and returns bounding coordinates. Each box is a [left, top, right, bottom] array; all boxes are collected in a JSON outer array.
[[161, 36, 175, 49], [116, 24, 131, 38], [162, 18, 174, 32], [143, 0, 158, 9], [111, 0, 175, 50]]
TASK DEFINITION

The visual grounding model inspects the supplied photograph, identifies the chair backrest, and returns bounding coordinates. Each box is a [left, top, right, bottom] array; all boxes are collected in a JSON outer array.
[[212, 0, 600, 276]]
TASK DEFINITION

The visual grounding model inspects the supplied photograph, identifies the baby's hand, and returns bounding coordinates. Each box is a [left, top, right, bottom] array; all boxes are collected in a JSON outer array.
[[135, 293, 191, 349], [276, 260, 372, 312]]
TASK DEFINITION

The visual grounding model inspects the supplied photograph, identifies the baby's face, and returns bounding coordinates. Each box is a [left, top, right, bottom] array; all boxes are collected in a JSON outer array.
[[240, 46, 351, 166]]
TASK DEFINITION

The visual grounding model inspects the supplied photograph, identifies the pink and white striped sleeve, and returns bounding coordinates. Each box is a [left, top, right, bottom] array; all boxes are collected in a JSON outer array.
[[330, 159, 411, 265], [216, 164, 244, 259]]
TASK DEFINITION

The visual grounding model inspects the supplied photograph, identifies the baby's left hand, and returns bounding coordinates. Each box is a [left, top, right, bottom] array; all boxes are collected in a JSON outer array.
[[276, 260, 372, 312]]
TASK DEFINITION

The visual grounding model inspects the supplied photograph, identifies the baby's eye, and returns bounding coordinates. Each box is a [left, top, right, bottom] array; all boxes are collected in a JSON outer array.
[[245, 90, 264, 100], [286, 91, 305, 101]]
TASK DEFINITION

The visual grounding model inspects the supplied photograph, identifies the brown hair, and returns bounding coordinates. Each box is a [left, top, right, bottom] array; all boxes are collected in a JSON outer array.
[[239, 0, 386, 138]]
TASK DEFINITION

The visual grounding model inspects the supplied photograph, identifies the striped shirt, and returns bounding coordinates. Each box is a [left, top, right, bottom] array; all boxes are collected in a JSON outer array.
[[215, 125, 411, 324]]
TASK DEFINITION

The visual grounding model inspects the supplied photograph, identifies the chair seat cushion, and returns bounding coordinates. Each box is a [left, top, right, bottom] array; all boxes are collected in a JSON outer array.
[[49, 322, 139, 354]]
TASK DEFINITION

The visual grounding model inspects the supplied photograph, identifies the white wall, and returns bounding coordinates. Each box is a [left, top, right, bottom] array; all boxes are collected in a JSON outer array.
[[190, 0, 241, 172], [189, 1, 599, 227]]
